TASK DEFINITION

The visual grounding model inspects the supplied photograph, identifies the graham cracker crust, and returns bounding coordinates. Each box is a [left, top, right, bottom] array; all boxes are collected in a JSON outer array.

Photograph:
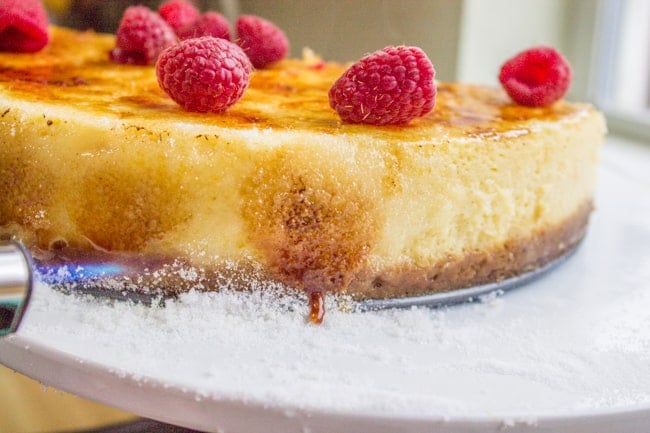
[[23, 201, 593, 305], [347, 201, 593, 300]]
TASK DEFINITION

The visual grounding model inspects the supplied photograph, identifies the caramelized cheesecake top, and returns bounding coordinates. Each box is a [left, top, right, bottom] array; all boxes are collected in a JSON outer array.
[[0, 27, 592, 143]]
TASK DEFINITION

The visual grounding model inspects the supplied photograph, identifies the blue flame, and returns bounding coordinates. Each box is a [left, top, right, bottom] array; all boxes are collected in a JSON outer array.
[[36, 262, 127, 285]]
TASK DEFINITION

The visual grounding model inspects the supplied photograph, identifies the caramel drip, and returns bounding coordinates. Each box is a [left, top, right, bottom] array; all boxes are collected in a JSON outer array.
[[309, 291, 325, 324]]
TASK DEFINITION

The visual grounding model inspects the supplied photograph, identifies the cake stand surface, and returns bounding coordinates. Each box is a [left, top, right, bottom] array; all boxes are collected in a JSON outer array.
[[1, 136, 649, 433]]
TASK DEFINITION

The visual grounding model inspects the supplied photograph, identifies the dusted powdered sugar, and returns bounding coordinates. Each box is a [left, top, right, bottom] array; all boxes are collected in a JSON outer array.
[[18, 234, 650, 420]]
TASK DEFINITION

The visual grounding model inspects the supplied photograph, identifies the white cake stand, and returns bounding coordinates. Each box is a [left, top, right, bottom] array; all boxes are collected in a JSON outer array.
[[1, 137, 649, 433]]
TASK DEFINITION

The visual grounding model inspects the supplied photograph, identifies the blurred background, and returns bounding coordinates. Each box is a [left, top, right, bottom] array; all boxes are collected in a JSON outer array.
[[1, 0, 648, 432]]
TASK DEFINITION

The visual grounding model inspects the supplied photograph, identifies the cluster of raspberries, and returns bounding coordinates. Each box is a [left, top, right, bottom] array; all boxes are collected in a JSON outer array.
[[0, 0, 573, 120], [108, 0, 290, 112], [110, 0, 288, 71]]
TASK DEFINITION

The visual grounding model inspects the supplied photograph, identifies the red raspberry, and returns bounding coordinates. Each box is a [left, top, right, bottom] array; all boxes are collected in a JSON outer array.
[[236, 15, 288, 69], [0, 0, 49, 53], [328, 46, 436, 125], [178, 11, 231, 41], [110, 6, 177, 65], [159, 0, 201, 35], [498, 46, 572, 107], [156, 37, 252, 112]]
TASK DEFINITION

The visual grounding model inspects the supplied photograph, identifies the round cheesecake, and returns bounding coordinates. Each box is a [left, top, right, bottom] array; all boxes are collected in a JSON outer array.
[[0, 27, 606, 301]]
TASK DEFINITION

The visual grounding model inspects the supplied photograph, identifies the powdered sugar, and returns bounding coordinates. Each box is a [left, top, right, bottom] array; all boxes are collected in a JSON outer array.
[[17, 232, 650, 419]]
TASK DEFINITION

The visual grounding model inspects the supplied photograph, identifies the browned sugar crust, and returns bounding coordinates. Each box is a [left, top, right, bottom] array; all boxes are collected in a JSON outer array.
[[240, 153, 379, 294], [0, 28, 590, 138]]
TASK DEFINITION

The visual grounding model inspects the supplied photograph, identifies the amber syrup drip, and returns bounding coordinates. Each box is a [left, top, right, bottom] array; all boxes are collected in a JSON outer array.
[[309, 291, 325, 325]]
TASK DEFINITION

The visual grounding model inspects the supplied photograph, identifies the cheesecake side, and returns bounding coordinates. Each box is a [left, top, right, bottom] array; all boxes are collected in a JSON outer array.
[[0, 27, 606, 299]]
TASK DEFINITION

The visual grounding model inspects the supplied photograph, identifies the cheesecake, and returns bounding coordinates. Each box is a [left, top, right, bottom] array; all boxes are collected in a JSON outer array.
[[0, 27, 606, 303]]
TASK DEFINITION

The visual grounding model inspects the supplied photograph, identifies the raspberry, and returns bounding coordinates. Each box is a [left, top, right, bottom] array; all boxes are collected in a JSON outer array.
[[178, 11, 231, 41], [0, 0, 49, 53], [159, 0, 201, 35], [236, 15, 288, 69], [156, 37, 252, 112], [328, 46, 436, 125], [110, 6, 177, 65], [498, 46, 572, 107]]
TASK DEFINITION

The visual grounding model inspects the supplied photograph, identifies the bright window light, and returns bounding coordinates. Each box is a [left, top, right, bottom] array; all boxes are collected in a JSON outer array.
[[593, 0, 650, 140]]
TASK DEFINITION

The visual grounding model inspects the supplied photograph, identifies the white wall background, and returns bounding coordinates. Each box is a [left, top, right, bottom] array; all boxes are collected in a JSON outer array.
[[233, 0, 579, 86], [456, 0, 567, 85], [236, 0, 464, 81]]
